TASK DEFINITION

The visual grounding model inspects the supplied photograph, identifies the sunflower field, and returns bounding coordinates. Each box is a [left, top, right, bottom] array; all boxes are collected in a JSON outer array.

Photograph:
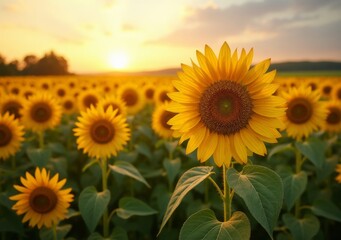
[[1, 43, 341, 240]]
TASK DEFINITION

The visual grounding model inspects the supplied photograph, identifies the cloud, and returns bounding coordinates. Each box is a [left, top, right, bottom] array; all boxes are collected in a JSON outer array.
[[148, 0, 341, 50]]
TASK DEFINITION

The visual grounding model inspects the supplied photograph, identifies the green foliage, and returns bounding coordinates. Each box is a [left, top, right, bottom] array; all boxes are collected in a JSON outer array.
[[282, 213, 320, 240], [26, 148, 51, 167], [295, 138, 327, 168], [227, 165, 283, 239], [79, 186, 111, 233], [158, 166, 214, 235], [39, 224, 72, 240], [311, 198, 341, 222], [179, 209, 250, 240], [115, 197, 157, 219]]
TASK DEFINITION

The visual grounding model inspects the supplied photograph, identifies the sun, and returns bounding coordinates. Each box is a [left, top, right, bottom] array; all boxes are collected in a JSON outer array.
[[108, 52, 129, 70]]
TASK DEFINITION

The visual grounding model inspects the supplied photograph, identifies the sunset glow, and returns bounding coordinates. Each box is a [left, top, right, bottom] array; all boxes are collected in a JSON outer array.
[[108, 52, 129, 70]]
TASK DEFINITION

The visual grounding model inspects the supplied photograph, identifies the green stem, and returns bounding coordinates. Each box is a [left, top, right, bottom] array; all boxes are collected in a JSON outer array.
[[11, 155, 16, 170], [207, 176, 224, 199], [38, 131, 45, 149], [295, 147, 302, 218], [52, 223, 57, 240], [223, 165, 231, 221], [101, 157, 109, 238]]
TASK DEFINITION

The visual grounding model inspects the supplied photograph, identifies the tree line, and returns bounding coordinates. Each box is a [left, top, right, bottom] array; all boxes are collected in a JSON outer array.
[[0, 51, 70, 76]]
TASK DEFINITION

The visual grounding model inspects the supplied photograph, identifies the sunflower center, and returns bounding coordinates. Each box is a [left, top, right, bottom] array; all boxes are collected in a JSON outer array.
[[2, 101, 22, 119], [199, 80, 253, 135], [286, 98, 313, 124], [122, 89, 138, 106], [326, 107, 341, 125], [145, 89, 154, 99], [323, 86, 331, 94], [30, 102, 52, 123], [29, 187, 58, 214], [159, 91, 170, 103], [161, 111, 176, 130], [83, 95, 98, 109], [57, 89, 66, 97], [63, 100, 73, 110], [90, 120, 115, 144], [0, 124, 12, 147]]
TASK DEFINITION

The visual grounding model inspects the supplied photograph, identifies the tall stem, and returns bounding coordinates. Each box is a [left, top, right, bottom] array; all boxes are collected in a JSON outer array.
[[52, 223, 57, 240], [38, 131, 44, 149], [295, 148, 302, 218], [223, 164, 231, 221], [101, 157, 109, 237]]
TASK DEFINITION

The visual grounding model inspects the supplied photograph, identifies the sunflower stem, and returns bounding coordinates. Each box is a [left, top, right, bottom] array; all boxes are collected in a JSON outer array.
[[52, 223, 57, 240], [207, 176, 224, 200], [223, 164, 231, 221], [294, 147, 303, 218], [101, 157, 109, 238], [38, 131, 45, 149]]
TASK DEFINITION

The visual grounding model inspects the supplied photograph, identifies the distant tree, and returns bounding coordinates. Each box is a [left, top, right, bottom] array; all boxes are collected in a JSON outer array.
[[32, 51, 69, 75], [21, 54, 38, 75], [0, 54, 20, 76]]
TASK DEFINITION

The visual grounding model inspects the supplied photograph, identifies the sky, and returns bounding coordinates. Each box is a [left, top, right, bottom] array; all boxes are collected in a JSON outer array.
[[0, 0, 341, 74]]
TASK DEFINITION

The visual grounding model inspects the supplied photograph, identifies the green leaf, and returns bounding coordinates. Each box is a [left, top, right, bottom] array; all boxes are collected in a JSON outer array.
[[311, 198, 341, 222], [0, 207, 25, 234], [282, 213, 320, 240], [280, 170, 307, 211], [267, 143, 293, 160], [116, 197, 158, 219], [39, 224, 72, 240], [158, 166, 214, 235], [295, 138, 326, 168], [227, 165, 283, 239], [179, 209, 250, 240], [109, 161, 150, 188], [135, 142, 152, 159], [88, 227, 128, 240], [26, 148, 51, 167], [79, 186, 111, 233], [163, 158, 181, 187]]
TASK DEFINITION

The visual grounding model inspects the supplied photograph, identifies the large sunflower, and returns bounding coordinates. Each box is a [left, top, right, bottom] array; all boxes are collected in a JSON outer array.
[[323, 100, 341, 133], [74, 106, 130, 159], [21, 93, 62, 132], [281, 86, 327, 140], [0, 112, 25, 160], [167, 42, 286, 167], [10, 167, 73, 229], [152, 102, 176, 139]]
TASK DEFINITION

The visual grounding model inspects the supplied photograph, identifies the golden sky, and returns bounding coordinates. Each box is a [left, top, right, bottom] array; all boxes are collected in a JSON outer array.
[[1, 0, 341, 74]]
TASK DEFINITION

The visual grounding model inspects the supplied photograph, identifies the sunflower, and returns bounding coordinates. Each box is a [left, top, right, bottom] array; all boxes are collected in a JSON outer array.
[[0, 112, 25, 160], [61, 96, 78, 115], [97, 95, 128, 118], [323, 100, 341, 133], [117, 83, 145, 115], [154, 85, 173, 105], [142, 82, 156, 104], [74, 105, 130, 159], [53, 83, 69, 100], [167, 42, 286, 167], [152, 102, 176, 139], [331, 81, 341, 101], [281, 86, 327, 140], [336, 164, 341, 184], [0, 94, 25, 119], [77, 89, 101, 112], [319, 79, 333, 99], [10, 167, 73, 229], [21, 92, 62, 132]]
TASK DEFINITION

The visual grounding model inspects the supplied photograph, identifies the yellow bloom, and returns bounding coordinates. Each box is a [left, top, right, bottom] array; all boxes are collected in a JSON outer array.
[[323, 100, 341, 133], [152, 102, 175, 139], [74, 106, 130, 159], [331, 81, 341, 101], [167, 42, 286, 167], [117, 83, 145, 115], [10, 168, 73, 229], [61, 96, 78, 115], [97, 95, 128, 118], [21, 92, 62, 132], [0, 94, 25, 119], [336, 164, 341, 184], [153, 85, 173, 105], [77, 89, 101, 112], [281, 86, 327, 140], [0, 112, 25, 160]]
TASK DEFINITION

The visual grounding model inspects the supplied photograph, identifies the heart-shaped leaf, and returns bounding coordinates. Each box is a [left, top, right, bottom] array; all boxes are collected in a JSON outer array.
[[26, 148, 51, 167], [282, 213, 320, 240], [180, 209, 250, 240], [79, 186, 110, 233], [295, 138, 326, 168], [227, 165, 283, 239], [311, 198, 341, 222]]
